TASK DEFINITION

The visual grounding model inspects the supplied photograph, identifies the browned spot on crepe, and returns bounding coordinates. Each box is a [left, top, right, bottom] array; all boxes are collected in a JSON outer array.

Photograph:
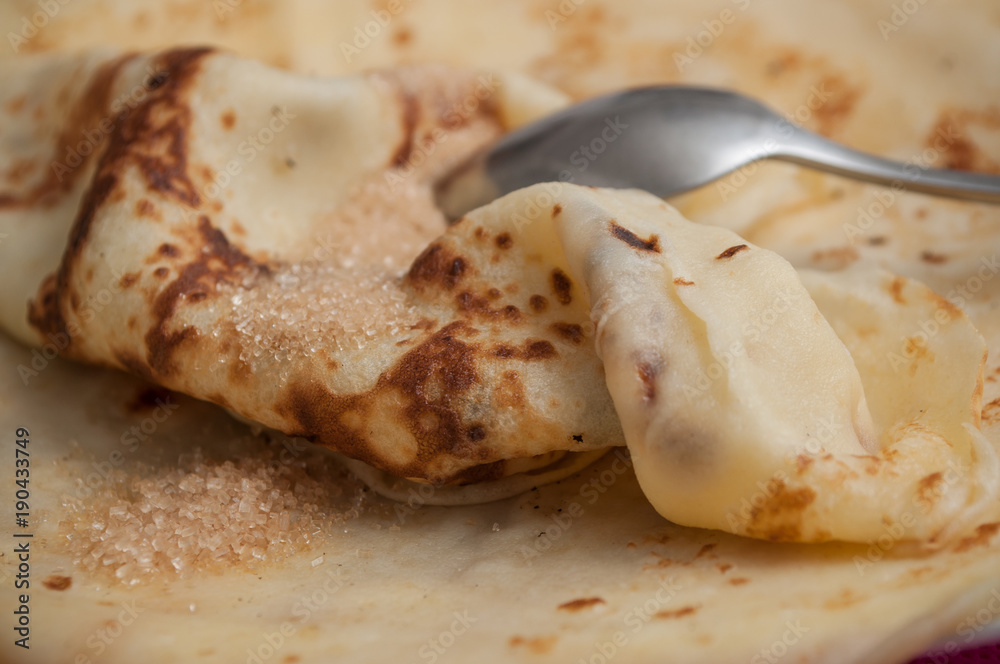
[[716, 244, 748, 260], [609, 220, 661, 253], [557, 597, 606, 612]]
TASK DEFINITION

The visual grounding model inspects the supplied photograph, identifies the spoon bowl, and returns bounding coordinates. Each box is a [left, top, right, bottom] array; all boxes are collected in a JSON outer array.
[[436, 86, 1000, 220]]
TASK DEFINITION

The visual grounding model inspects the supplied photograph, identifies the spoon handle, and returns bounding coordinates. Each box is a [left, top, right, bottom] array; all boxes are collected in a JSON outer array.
[[772, 126, 1000, 204]]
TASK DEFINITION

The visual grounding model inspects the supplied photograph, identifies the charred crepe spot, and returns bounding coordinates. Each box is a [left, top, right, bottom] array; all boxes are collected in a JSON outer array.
[[694, 543, 717, 559], [954, 523, 1000, 553], [487, 288, 503, 300], [29, 49, 214, 342], [136, 198, 157, 219], [746, 481, 816, 542], [982, 398, 1000, 424], [716, 244, 748, 260], [916, 472, 945, 509], [923, 111, 1000, 173], [26, 275, 65, 346], [868, 236, 888, 246], [220, 109, 236, 129], [551, 322, 584, 345], [145, 217, 264, 377], [920, 250, 947, 264], [551, 268, 573, 305], [609, 221, 661, 253], [716, 563, 733, 573], [765, 50, 801, 77], [0, 53, 137, 211], [391, 88, 420, 167], [888, 276, 907, 304], [926, 291, 961, 321], [490, 340, 557, 361], [126, 386, 175, 413], [457, 292, 523, 323], [859, 456, 883, 475], [278, 322, 496, 482], [812, 75, 862, 136], [796, 455, 815, 475], [636, 357, 661, 404], [5, 95, 26, 114], [728, 577, 750, 586], [656, 606, 699, 620], [154, 267, 170, 279], [825, 589, 866, 609], [557, 597, 605, 612], [120, 272, 139, 288], [491, 344, 516, 359], [453, 460, 505, 484], [509, 636, 557, 654], [474, 227, 486, 240], [526, 340, 557, 359], [493, 371, 526, 408], [811, 246, 859, 269], [903, 337, 934, 367], [495, 232, 513, 249], [529, 295, 549, 313], [393, 27, 413, 46], [572, 434, 583, 442], [673, 277, 694, 286], [42, 575, 72, 591], [408, 244, 468, 291], [552, 204, 562, 217]]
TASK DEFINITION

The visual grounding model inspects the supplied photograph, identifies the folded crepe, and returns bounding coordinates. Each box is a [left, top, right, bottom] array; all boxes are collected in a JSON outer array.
[[2, 47, 998, 546]]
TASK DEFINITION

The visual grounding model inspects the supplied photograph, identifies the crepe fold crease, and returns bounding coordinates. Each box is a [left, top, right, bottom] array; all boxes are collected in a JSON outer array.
[[1, 48, 997, 544]]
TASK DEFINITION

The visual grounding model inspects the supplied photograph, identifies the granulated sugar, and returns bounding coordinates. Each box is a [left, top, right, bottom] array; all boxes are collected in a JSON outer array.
[[59, 437, 372, 585], [229, 263, 421, 370]]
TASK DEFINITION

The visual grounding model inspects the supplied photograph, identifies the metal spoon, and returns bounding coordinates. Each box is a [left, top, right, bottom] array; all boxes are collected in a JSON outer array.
[[435, 86, 1000, 220]]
